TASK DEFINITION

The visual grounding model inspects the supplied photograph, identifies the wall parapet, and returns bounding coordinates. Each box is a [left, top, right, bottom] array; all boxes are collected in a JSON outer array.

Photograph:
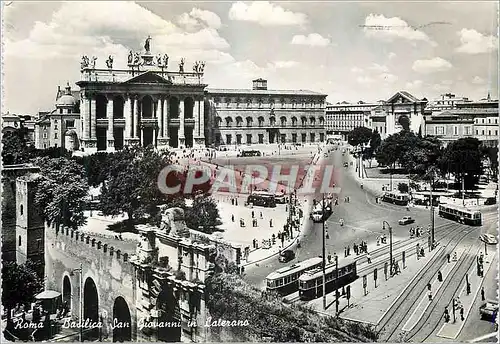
[[53, 225, 133, 265]]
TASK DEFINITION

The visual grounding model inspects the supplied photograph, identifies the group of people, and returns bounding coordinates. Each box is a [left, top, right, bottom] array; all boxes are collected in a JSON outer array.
[[376, 234, 388, 245]]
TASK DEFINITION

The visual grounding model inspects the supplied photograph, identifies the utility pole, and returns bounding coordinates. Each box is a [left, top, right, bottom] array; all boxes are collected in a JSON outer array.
[[322, 193, 327, 310], [430, 175, 435, 250], [77, 263, 83, 342], [289, 192, 293, 239], [335, 254, 339, 316], [462, 175, 465, 206], [383, 221, 393, 276]]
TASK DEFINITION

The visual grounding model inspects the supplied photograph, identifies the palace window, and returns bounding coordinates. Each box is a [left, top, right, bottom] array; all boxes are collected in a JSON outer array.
[[464, 126, 471, 136], [54, 133, 58, 139], [435, 126, 445, 135], [20, 205, 23, 216], [18, 235, 21, 247], [43, 133, 48, 139], [66, 120, 75, 128], [453, 126, 458, 136]]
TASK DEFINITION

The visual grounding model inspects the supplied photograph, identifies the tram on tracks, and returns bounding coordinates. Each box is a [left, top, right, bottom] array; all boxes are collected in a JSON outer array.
[[381, 191, 410, 206], [298, 258, 357, 300], [266, 257, 323, 296], [438, 204, 482, 226]]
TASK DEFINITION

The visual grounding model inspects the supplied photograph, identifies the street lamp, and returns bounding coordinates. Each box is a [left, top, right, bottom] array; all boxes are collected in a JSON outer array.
[[382, 221, 393, 277], [322, 193, 327, 310], [71, 263, 83, 342]]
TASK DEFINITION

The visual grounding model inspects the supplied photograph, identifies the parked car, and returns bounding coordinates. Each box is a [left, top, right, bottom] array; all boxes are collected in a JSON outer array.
[[398, 216, 415, 225], [480, 234, 498, 245], [480, 300, 498, 320], [278, 250, 295, 263], [485, 197, 497, 205]]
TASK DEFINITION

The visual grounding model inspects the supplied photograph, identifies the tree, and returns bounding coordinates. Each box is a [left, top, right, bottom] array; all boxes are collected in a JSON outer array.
[[397, 183, 409, 193], [34, 157, 89, 230], [73, 152, 110, 187], [347, 127, 372, 149], [2, 261, 43, 319], [363, 130, 382, 168], [439, 138, 483, 192], [1, 128, 35, 165], [99, 146, 169, 227], [481, 145, 498, 181], [185, 195, 221, 234]]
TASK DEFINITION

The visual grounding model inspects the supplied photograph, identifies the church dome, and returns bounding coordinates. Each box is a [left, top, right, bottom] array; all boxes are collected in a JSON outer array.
[[56, 83, 77, 107]]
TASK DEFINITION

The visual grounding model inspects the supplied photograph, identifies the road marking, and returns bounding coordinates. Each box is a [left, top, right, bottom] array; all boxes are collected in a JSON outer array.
[[468, 332, 498, 342]]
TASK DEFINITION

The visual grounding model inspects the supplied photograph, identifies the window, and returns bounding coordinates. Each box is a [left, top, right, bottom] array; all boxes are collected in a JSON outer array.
[[435, 126, 445, 135], [488, 118, 491, 124], [496, 130, 498, 136], [66, 120, 75, 128], [453, 126, 458, 136], [54, 133, 58, 139], [258, 134, 264, 144], [488, 130, 491, 136], [18, 236, 21, 247], [59, 108, 63, 114], [464, 126, 471, 136], [43, 133, 48, 139], [246, 134, 252, 144], [226, 134, 232, 145], [20, 205, 23, 216], [482, 130, 485, 135]]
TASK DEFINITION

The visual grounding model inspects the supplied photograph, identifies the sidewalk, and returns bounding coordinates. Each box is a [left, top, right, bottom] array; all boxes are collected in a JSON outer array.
[[308, 245, 444, 325], [436, 249, 497, 339]]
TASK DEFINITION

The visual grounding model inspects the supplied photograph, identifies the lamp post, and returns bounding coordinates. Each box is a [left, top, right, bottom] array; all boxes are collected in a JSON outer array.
[[322, 193, 327, 310], [71, 263, 84, 342], [382, 221, 393, 276]]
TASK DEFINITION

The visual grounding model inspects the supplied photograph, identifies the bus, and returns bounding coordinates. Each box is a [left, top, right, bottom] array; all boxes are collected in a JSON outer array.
[[382, 192, 410, 206], [438, 204, 482, 226], [327, 135, 343, 144], [298, 258, 357, 300], [310, 199, 333, 222], [247, 191, 277, 208], [266, 257, 323, 296]]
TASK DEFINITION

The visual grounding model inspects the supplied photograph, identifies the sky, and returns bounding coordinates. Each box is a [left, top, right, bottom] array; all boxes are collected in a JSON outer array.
[[2, 1, 498, 114]]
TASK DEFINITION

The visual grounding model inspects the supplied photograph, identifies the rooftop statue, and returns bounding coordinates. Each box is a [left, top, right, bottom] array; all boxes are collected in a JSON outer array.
[[163, 54, 169, 69], [179, 58, 185, 73], [81, 55, 90, 69], [158, 205, 190, 238], [144, 35, 152, 54], [105, 55, 113, 69], [127, 50, 133, 65], [90, 56, 97, 69]]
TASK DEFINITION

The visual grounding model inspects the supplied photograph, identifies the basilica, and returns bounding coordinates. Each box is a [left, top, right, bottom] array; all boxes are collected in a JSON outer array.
[[34, 38, 327, 153]]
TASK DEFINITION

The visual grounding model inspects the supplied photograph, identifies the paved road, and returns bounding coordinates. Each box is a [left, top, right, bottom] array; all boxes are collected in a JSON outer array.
[[243, 145, 445, 288]]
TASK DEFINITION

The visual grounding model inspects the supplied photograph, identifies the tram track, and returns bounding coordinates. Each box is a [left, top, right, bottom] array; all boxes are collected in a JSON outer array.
[[376, 225, 481, 341]]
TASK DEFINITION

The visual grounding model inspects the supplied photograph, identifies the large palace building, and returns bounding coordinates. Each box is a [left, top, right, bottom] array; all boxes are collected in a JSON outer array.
[[205, 79, 327, 146]]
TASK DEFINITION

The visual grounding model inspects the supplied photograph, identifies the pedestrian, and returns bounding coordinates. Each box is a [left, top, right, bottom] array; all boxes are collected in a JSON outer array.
[[354, 244, 358, 255], [437, 271, 443, 282], [460, 306, 464, 321], [270, 219, 273, 227], [347, 246, 350, 256], [427, 282, 431, 291], [252, 210, 255, 218], [420, 248, 425, 257], [232, 198, 235, 206], [260, 212, 263, 219], [447, 253, 450, 263], [481, 286, 485, 301], [376, 237, 380, 246], [444, 306, 450, 323], [344, 247, 347, 257], [428, 289, 433, 301]]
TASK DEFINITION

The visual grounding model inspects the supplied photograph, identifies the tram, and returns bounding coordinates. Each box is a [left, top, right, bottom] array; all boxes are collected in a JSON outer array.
[[310, 199, 333, 223], [438, 204, 482, 226], [381, 192, 410, 206], [247, 191, 277, 208], [266, 257, 323, 295], [298, 259, 357, 300]]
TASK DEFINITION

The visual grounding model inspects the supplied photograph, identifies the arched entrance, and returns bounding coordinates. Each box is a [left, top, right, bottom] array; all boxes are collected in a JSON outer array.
[[112, 297, 132, 342], [142, 95, 154, 118], [62, 276, 71, 312], [83, 277, 99, 340], [156, 286, 181, 342]]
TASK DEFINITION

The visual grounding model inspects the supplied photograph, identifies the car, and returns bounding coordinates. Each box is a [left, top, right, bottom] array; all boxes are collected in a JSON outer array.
[[398, 216, 415, 225], [480, 234, 498, 245], [278, 250, 295, 263], [485, 197, 497, 205], [343, 162, 348, 167], [480, 300, 498, 320]]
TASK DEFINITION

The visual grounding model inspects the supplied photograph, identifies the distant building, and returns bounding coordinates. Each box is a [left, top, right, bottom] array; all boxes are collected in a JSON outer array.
[[34, 83, 81, 150], [424, 95, 499, 147], [426, 93, 470, 112], [325, 101, 379, 140], [2, 112, 37, 144], [205, 79, 327, 146], [326, 91, 427, 140]]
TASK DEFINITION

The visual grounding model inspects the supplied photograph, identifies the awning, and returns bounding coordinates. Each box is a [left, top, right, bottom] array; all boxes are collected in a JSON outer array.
[[35, 290, 61, 300]]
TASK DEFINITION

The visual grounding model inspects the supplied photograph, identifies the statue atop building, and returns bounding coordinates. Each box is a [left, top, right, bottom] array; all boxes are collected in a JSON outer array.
[[144, 35, 152, 54], [163, 54, 169, 69], [158, 205, 190, 238], [81, 55, 90, 69], [127, 51, 134, 65], [90, 56, 97, 69], [105, 55, 113, 69], [193, 61, 205, 74], [179, 58, 185, 73]]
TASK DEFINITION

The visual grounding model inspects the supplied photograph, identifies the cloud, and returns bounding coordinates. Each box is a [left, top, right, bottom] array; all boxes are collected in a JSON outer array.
[[177, 8, 222, 30], [379, 73, 398, 83], [269, 60, 299, 69], [291, 33, 331, 46], [388, 52, 397, 60], [356, 76, 375, 85], [456, 28, 498, 54], [363, 14, 436, 45], [405, 80, 423, 89], [432, 82, 452, 92], [412, 57, 452, 74], [229, 1, 307, 26], [369, 63, 389, 72], [472, 76, 486, 84], [351, 67, 363, 73]]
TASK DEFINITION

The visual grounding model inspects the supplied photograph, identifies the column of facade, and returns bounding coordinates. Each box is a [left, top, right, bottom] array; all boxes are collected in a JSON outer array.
[[155, 97, 161, 147], [106, 96, 115, 152], [82, 94, 91, 140], [124, 95, 132, 145], [163, 97, 170, 147], [89, 94, 97, 152], [178, 97, 185, 147], [134, 96, 140, 144], [193, 98, 205, 148]]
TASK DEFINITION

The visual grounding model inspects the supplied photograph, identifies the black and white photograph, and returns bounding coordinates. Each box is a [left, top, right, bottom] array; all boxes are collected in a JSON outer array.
[[1, 1, 498, 343]]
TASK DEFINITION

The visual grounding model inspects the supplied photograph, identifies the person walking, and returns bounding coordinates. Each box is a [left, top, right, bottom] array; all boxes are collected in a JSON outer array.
[[481, 286, 485, 301], [460, 306, 464, 321], [366, 253, 372, 264]]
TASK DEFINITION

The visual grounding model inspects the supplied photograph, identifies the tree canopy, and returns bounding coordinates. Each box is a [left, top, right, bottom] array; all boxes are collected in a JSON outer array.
[[347, 127, 372, 148], [2, 261, 43, 311], [185, 195, 221, 234], [1, 128, 35, 165], [34, 156, 89, 230], [439, 137, 483, 181]]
